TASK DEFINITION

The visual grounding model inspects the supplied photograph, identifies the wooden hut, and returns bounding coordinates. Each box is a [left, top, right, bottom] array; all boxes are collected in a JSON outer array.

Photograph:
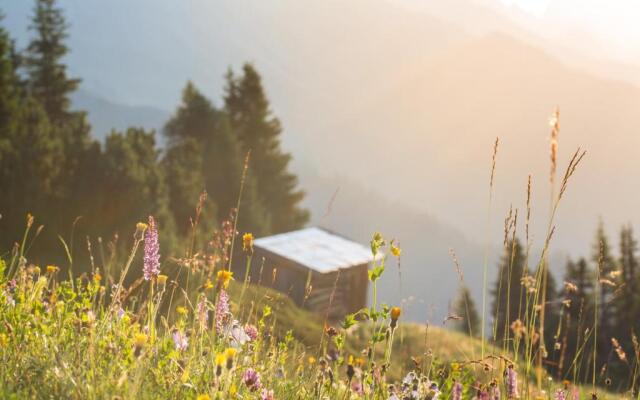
[[251, 227, 372, 320]]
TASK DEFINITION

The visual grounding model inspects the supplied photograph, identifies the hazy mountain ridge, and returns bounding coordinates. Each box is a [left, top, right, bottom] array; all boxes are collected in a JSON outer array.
[[71, 90, 170, 141]]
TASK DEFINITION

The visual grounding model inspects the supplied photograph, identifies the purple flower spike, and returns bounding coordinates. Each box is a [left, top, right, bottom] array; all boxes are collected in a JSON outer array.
[[215, 289, 230, 333], [143, 216, 160, 281]]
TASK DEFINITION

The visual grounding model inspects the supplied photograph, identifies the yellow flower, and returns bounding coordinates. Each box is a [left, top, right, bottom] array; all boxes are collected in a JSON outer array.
[[32, 266, 41, 275], [390, 244, 401, 257], [390, 306, 402, 321], [308, 356, 316, 364], [157, 274, 168, 286], [216, 270, 233, 289], [134, 333, 147, 347], [94, 273, 102, 282], [348, 355, 354, 365], [242, 233, 254, 253], [136, 222, 148, 232], [229, 384, 237, 395], [197, 395, 211, 400], [224, 347, 237, 359], [203, 279, 214, 290], [355, 357, 365, 367], [176, 306, 188, 315], [46, 265, 59, 274], [214, 352, 225, 366]]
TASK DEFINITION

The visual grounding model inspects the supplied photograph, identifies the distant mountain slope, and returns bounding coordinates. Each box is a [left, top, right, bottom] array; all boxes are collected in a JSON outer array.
[[296, 165, 487, 322], [72, 90, 170, 140], [313, 31, 640, 256]]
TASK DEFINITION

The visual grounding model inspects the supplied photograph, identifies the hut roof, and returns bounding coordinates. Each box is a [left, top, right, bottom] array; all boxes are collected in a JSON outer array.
[[253, 227, 374, 273]]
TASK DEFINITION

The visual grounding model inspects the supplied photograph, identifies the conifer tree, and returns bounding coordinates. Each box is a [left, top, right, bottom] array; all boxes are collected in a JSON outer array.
[[20, 0, 94, 261], [560, 257, 594, 380], [452, 285, 480, 337], [25, 0, 79, 125], [224, 64, 308, 233], [164, 82, 269, 241], [96, 128, 176, 254], [0, 15, 64, 255], [615, 224, 639, 340], [0, 13, 18, 135], [591, 220, 616, 342], [491, 238, 527, 343]]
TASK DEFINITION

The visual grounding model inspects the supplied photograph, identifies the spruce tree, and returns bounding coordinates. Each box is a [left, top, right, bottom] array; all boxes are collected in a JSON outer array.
[[491, 238, 527, 343], [224, 64, 308, 233], [561, 257, 594, 381], [21, 0, 94, 262], [615, 225, 639, 341], [453, 285, 480, 337], [591, 220, 616, 343], [164, 82, 269, 243], [25, 0, 79, 125], [0, 15, 64, 255], [0, 12, 18, 135]]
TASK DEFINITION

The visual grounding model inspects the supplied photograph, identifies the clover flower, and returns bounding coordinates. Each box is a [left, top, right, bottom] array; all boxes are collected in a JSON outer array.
[[143, 216, 160, 281], [244, 324, 258, 341], [243, 368, 262, 391]]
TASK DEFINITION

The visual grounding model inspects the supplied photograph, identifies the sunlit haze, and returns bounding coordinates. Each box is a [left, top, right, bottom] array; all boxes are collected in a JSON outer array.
[[501, 0, 640, 63]]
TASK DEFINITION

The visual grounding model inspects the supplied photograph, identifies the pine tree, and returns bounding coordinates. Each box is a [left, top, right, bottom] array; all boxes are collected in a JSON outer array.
[[452, 285, 480, 337], [491, 238, 527, 343], [25, 0, 79, 125], [224, 64, 308, 233]]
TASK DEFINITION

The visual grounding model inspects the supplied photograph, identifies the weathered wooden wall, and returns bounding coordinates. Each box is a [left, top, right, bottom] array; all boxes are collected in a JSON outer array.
[[249, 247, 369, 320]]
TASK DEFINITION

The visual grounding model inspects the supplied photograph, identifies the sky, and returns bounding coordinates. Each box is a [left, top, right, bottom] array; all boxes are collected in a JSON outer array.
[[500, 0, 640, 63]]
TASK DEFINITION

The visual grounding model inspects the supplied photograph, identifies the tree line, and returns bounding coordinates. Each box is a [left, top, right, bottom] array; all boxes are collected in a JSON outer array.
[[0, 0, 308, 268], [453, 220, 640, 389]]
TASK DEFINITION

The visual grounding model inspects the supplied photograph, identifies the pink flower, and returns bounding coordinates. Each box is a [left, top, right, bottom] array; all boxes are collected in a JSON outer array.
[[243, 368, 262, 391], [244, 324, 258, 341]]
